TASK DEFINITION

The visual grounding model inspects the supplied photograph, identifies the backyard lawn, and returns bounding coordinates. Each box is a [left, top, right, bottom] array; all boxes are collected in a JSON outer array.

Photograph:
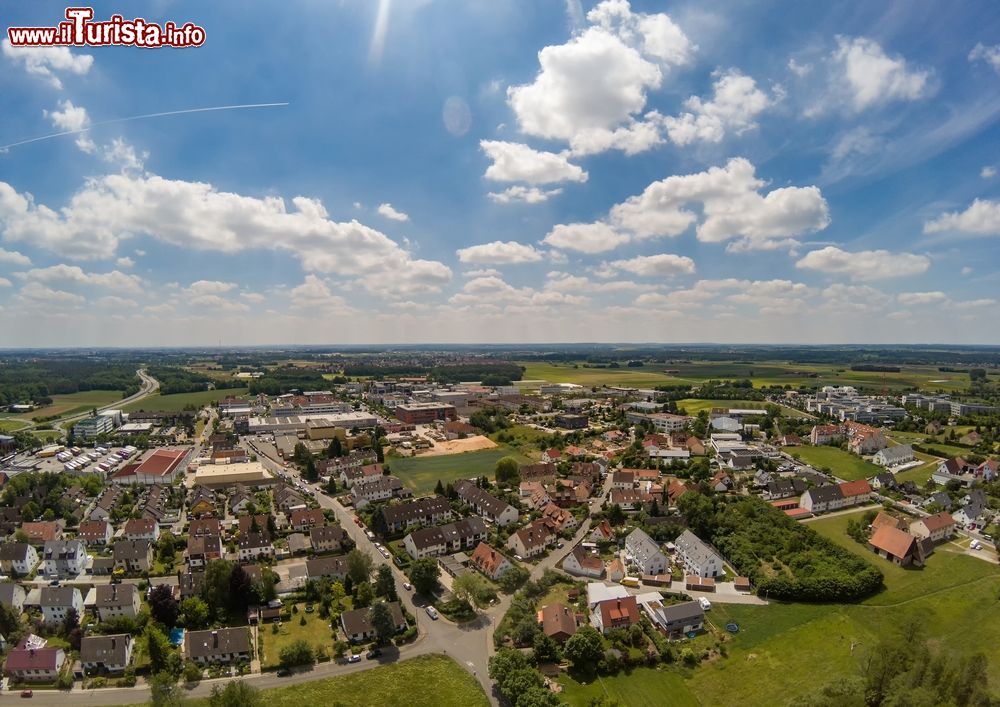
[[181, 654, 488, 707], [558, 666, 699, 707], [782, 445, 881, 481], [388, 447, 530, 494], [258, 604, 338, 669], [123, 387, 249, 413]]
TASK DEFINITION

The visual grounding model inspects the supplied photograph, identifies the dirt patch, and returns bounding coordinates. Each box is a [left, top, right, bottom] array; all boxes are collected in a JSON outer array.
[[416, 435, 498, 457]]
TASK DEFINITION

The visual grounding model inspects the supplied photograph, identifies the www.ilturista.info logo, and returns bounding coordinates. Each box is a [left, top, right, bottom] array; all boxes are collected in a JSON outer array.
[[7, 7, 206, 48]]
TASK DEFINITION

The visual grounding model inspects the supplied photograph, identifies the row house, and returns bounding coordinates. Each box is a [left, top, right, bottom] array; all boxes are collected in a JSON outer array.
[[403, 517, 488, 560], [352, 476, 411, 509], [113, 539, 153, 574], [40, 586, 83, 625], [289, 508, 326, 532], [469, 542, 513, 581], [43, 539, 88, 578], [453, 480, 519, 527], [92, 583, 141, 621], [378, 496, 453, 535], [0, 543, 39, 575], [305, 554, 348, 581], [309, 525, 348, 554], [238, 532, 274, 563], [123, 517, 160, 542], [77, 520, 114, 546]]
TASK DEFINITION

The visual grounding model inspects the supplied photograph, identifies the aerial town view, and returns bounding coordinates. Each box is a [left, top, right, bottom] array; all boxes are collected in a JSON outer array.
[[1, 1, 999, 706]]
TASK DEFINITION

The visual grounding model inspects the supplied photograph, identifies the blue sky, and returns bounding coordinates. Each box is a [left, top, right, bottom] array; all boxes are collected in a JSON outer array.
[[1, 0, 999, 346]]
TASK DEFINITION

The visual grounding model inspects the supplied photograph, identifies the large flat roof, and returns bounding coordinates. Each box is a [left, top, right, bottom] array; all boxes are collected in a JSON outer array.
[[135, 449, 188, 477]]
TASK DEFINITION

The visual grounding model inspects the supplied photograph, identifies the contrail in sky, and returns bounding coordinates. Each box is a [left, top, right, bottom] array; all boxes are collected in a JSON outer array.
[[0, 102, 290, 152]]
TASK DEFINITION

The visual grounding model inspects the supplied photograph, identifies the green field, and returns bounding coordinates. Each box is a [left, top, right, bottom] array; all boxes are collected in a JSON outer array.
[[518, 360, 977, 394], [559, 666, 700, 706], [388, 447, 530, 493], [674, 398, 811, 418], [179, 655, 487, 707], [12, 390, 125, 420], [123, 387, 248, 413], [782, 445, 881, 481], [0, 418, 30, 432]]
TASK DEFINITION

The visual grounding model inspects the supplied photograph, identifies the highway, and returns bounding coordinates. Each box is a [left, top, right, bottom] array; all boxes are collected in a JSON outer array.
[[49, 368, 160, 434]]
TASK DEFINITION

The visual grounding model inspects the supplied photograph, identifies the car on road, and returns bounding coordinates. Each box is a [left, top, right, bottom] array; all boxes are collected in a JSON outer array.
[[20, 689, 33, 698], [354, 517, 363, 526], [365, 530, 375, 539], [556, 542, 564, 549], [366, 648, 381, 659], [699, 597, 712, 611], [276, 667, 292, 677], [426, 606, 439, 620], [348, 654, 362, 663], [983, 534, 993, 541], [403, 582, 413, 591]]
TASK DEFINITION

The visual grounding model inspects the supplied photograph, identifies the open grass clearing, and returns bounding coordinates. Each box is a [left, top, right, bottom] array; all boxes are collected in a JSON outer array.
[[782, 445, 880, 481], [123, 387, 248, 413], [388, 446, 530, 494]]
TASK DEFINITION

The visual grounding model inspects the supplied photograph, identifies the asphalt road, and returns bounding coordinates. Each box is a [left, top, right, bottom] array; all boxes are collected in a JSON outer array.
[[50, 368, 160, 434]]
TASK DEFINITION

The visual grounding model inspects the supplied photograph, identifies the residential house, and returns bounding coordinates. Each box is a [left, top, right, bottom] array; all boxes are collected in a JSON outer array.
[[123, 517, 160, 543], [589, 520, 613, 544], [673, 530, 724, 579], [39, 586, 83, 625], [953, 491, 992, 532], [186, 534, 222, 569], [287, 533, 310, 555], [89, 487, 123, 521], [873, 445, 915, 468], [0, 543, 39, 575], [188, 518, 222, 538], [538, 602, 578, 643], [77, 520, 113, 547], [541, 448, 562, 463], [710, 470, 734, 493], [868, 525, 922, 567], [378, 496, 452, 535], [870, 473, 897, 491], [92, 583, 141, 621], [403, 518, 488, 560], [540, 502, 578, 533], [228, 485, 253, 515], [453, 480, 519, 527], [113, 540, 152, 574], [609, 488, 644, 511], [0, 582, 26, 613], [340, 602, 405, 643], [178, 570, 205, 599], [340, 463, 385, 489], [591, 596, 640, 634], [932, 458, 980, 487], [352, 476, 411, 509], [809, 424, 843, 446], [636, 595, 704, 638], [4, 635, 65, 683], [519, 462, 557, 483], [871, 511, 909, 532], [506, 519, 554, 560], [43, 539, 88, 578], [80, 634, 133, 675], [289, 509, 326, 532], [611, 470, 635, 490], [839, 479, 873, 507], [237, 533, 274, 563], [469, 542, 513, 581], [764, 478, 807, 500], [800, 485, 845, 514], [625, 528, 668, 575], [309, 525, 348, 554], [184, 627, 252, 665], [305, 555, 349, 581], [273, 485, 307, 514], [23, 521, 63, 545], [909, 512, 956, 543], [922, 491, 953, 511], [187, 486, 217, 517], [562, 546, 604, 579], [237, 514, 272, 538]]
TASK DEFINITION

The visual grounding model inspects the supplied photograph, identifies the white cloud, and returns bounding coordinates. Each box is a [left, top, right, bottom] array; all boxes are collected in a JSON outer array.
[[897, 291, 948, 306], [606, 253, 695, 277], [488, 186, 564, 204], [185, 280, 237, 296], [1, 40, 93, 89], [16, 282, 85, 306], [542, 222, 629, 253], [981, 166, 996, 179], [16, 264, 143, 293], [95, 296, 138, 308], [480, 141, 587, 184], [289, 275, 350, 311], [377, 203, 409, 222], [186, 294, 250, 312], [44, 99, 89, 132], [923, 199, 1000, 237], [102, 138, 147, 172], [0, 248, 30, 266], [240, 292, 265, 304], [506, 1, 692, 156], [795, 246, 930, 281], [116, 256, 135, 269], [787, 58, 812, 77], [451, 275, 588, 309], [0, 174, 451, 296], [969, 43, 1000, 74], [608, 157, 830, 251], [456, 240, 543, 265], [832, 36, 930, 111], [0, 277, 10, 287], [961, 266, 973, 275], [546, 272, 657, 293], [663, 70, 775, 146], [463, 268, 501, 279]]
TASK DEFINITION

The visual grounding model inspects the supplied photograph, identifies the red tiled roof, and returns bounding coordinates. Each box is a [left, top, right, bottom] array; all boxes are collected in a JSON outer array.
[[918, 511, 955, 532], [869, 525, 916, 559], [135, 449, 187, 477], [838, 479, 872, 497]]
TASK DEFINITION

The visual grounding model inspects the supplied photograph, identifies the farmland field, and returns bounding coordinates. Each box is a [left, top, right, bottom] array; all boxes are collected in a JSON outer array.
[[12, 390, 125, 420], [782, 444, 881, 481], [674, 398, 811, 418], [123, 387, 248, 413], [178, 655, 488, 707], [389, 446, 530, 493], [518, 362, 694, 388]]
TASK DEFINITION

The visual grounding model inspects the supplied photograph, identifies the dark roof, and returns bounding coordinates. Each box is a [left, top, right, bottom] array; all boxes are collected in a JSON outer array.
[[806, 484, 844, 504], [380, 496, 450, 526], [309, 525, 346, 545], [306, 555, 348, 578], [340, 602, 403, 636], [80, 634, 131, 665], [94, 583, 138, 608], [113, 539, 151, 561], [658, 599, 704, 623], [184, 627, 250, 658], [0, 543, 34, 561], [406, 517, 488, 551], [39, 586, 79, 608]]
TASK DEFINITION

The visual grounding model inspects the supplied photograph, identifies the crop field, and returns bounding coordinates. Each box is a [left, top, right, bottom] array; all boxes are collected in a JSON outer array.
[[11, 390, 125, 420], [782, 444, 881, 481], [123, 387, 248, 413], [389, 446, 530, 493], [674, 398, 811, 418]]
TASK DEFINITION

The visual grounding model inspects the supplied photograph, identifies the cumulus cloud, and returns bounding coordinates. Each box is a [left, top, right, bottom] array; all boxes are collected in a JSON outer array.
[[831, 36, 930, 111], [377, 203, 410, 222], [43, 100, 94, 153], [16, 282, 85, 306], [480, 141, 587, 184], [923, 199, 1000, 237], [462, 268, 501, 279], [116, 256, 135, 269], [605, 253, 695, 277], [0, 277, 10, 287], [289, 274, 351, 311], [982, 166, 997, 179], [795, 246, 930, 281], [663, 70, 775, 146], [451, 275, 588, 309], [897, 291, 948, 306], [456, 240, 543, 265], [969, 43, 1000, 74], [506, 0, 692, 156], [2, 40, 93, 89], [15, 264, 144, 293], [0, 248, 30, 266], [545, 272, 657, 293], [608, 157, 830, 251], [184, 280, 237, 296], [0, 174, 451, 296], [488, 186, 563, 204], [542, 222, 629, 253], [102, 138, 147, 172], [788, 58, 812, 77]]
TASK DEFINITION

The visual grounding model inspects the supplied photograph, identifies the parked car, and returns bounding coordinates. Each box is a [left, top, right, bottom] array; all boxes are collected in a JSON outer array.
[[971, 540, 982, 550], [348, 654, 362, 663], [48, 579, 60, 587], [426, 606, 439, 620], [276, 667, 291, 677], [20, 689, 33, 698], [366, 530, 375, 539], [403, 582, 413, 591]]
